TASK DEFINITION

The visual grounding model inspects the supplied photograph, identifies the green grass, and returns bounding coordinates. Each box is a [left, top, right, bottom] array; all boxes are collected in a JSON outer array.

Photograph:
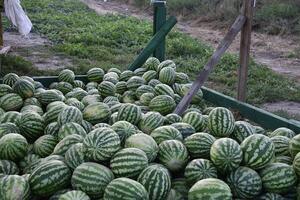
[[1, 0, 299, 106]]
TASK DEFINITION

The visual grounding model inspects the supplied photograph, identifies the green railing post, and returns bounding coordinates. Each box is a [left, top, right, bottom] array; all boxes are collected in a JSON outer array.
[[153, 0, 166, 61]]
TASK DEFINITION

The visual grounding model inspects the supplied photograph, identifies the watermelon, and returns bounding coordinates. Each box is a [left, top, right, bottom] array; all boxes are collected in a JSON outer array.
[[33, 135, 58, 157], [55, 82, 73, 95], [65, 98, 85, 111], [49, 189, 72, 200], [29, 160, 72, 197], [144, 57, 160, 71], [3, 73, 19, 87], [207, 107, 235, 137], [19, 112, 45, 141], [184, 159, 218, 186], [64, 143, 86, 170], [259, 162, 297, 193], [23, 97, 42, 107], [119, 70, 135, 81], [136, 85, 155, 98], [184, 133, 216, 159], [81, 120, 93, 133], [57, 106, 83, 126], [0, 84, 13, 97], [158, 140, 189, 172], [226, 166, 262, 199], [180, 84, 203, 104], [21, 105, 44, 116], [148, 79, 161, 87], [87, 68, 105, 82], [140, 93, 155, 106], [134, 68, 148, 76], [115, 81, 128, 94], [254, 125, 267, 135], [98, 81, 116, 97], [83, 127, 121, 162], [210, 138, 242, 173], [58, 69, 75, 84], [175, 72, 190, 84], [44, 122, 60, 137], [127, 76, 146, 91], [150, 126, 183, 144], [164, 113, 182, 124], [182, 111, 206, 132], [57, 122, 87, 141], [122, 90, 137, 103], [257, 193, 285, 199], [188, 178, 232, 200], [289, 134, 300, 158], [171, 122, 196, 139], [157, 60, 176, 72], [0, 160, 19, 175], [73, 80, 85, 88], [125, 133, 159, 162], [0, 133, 28, 161], [271, 136, 290, 156], [58, 190, 90, 200], [19, 154, 41, 174], [0, 175, 30, 200], [117, 103, 142, 125], [110, 147, 148, 178], [149, 95, 176, 115], [137, 164, 171, 200], [39, 90, 64, 105], [171, 178, 189, 198], [111, 120, 137, 143], [275, 155, 292, 165], [231, 121, 255, 143], [159, 67, 176, 85], [241, 134, 275, 170], [71, 162, 114, 198], [44, 104, 66, 125], [13, 79, 35, 99], [0, 93, 23, 111], [293, 152, 300, 177], [269, 127, 295, 138], [142, 70, 157, 83], [52, 134, 84, 156], [66, 88, 88, 101], [0, 122, 20, 138], [154, 84, 175, 98], [138, 111, 165, 134], [0, 111, 21, 124], [83, 102, 111, 125]]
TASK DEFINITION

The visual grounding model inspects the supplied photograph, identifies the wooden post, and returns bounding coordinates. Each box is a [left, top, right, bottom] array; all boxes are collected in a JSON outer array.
[[174, 15, 246, 115], [153, 0, 166, 61], [237, 0, 255, 101]]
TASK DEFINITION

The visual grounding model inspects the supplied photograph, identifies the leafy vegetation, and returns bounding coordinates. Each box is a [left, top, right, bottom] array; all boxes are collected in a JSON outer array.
[[0, 0, 299, 106]]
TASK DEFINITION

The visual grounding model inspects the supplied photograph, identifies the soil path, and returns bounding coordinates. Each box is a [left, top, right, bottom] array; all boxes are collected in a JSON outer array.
[[82, 0, 300, 82]]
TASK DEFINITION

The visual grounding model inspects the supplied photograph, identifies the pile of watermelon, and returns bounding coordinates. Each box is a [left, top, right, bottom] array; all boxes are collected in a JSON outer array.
[[0, 57, 299, 200]]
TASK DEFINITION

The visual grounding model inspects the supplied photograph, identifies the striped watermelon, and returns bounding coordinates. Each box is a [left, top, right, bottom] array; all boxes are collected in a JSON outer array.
[[159, 67, 176, 85], [87, 68, 105, 82], [293, 152, 300, 176], [0, 84, 13, 97], [135, 85, 154, 98], [21, 105, 44, 116], [269, 127, 295, 138], [56, 82, 73, 94], [164, 113, 182, 124], [19, 112, 45, 141], [33, 135, 58, 157], [115, 81, 127, 94], [103, 75, 118, 85], [207, 107, 235, 137], [110, 147, 148, 178], [150, 126, 183, 144], [87, 88, 100, 95], [3, 73, 19, 87], [52, 134, 84, 156], [257, 193, 285, 199], [254, 125, 267, 135], [275, 155, 292, 165], [65, 88, 88, 101], [58, 190, 90, 200], [157, 60, 176, 72], [111, 120, 138, 143], [0, 107, 4, 115], [39, 90, 64, 105], [226, 166, 262, 199], [44, 104, 66, 125], [127, 76, 146, 91], [125, 133, 159, 162], [83, 127, 120, 162], [210, 138, 242, 173], [44, 122, 60, 137], [134, 68, 147, 76], [171, 122, 196, 139], [0, 93, 23, 111], [49, 189, 72, 200], [144, 57, 160, 71], [140, 93, 155, 106], [117, 103, 142, 125], [289, 134, 300, 158], [81, 120, 93, 133], [171, 178, 189, 199], [154, 84, 175, 98], [137, 164, 171, 200], [23, 97, 42, 107], [231, 121, 255, 143], [58, 69, 75, 84], [166, 189, 184, 200], [29, 160, 72, 197], [271, 136, 290, 156], [13, 79, 35, 99], [188, 178, 232, 200], [104, 177, 149, 200], [0, 133, 28, 161], [64, 143, 86, 170], [73, 80, 85, 89], [241, 134, 275, 170], [149, 95, 176, 115], [98, 81, 116, 97], [71, 162, 114, 198], [259, 162, 297, 193], [182, 111, 206, 132], [148, 79, 161, 88], [119, 70, 135, 82], [142, 70, 157, 83], [65, 98, 85, 111], [0, 160, 19, 175], [46, 101, 66, 111], [122, 90, 137, 103], [0, 122, 20, 138], [86, 82, 98, 90], [184, 133, 216, 159], [0, 111, 21, 124], [184, 159, 218, 186], [0, 175, 30, 200], [94, 123, 111, 129], [138, 111, 165, 134], [180, 84, 203, 104], [19, 154, 41, 174], [158, 140, 189, 172], [83, 102, 111, 125], [108, 68, 121, 75], [57, 106, 83, 126], [175, 72, 190, 84], [58, 122, 87, 141]]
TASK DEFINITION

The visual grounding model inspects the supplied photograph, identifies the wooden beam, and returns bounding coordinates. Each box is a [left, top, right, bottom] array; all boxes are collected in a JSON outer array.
[[174, 15, 246, 115], [237, 0, 255, 101]]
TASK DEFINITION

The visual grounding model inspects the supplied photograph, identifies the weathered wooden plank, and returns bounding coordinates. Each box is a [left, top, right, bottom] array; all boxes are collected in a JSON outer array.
[[237, 0, 255, 101], [174, 15, 246, 115]]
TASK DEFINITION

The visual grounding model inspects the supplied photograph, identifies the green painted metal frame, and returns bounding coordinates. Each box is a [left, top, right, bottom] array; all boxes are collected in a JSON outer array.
[[1, 75, 299, 133], [153, 1, 166, 61]]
